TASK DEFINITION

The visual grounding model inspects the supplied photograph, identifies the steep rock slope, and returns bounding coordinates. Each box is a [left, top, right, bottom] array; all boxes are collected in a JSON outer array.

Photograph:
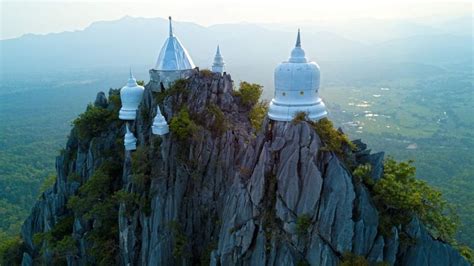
[[20, 70, 468, 265]]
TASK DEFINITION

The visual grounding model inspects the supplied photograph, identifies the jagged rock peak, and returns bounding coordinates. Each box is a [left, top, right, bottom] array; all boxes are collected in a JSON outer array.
[[18, 70, 469, 266]]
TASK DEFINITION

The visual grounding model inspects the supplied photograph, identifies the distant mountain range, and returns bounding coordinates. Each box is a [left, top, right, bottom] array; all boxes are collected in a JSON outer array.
[[1, 16, 471, 87]]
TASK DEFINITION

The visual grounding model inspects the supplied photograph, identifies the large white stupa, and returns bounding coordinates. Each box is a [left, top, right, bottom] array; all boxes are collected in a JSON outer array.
[[211, 45, 225, 74], [267, 30, 327, 121], [149, 16, 195, 90], [119, 70, 145, 120]]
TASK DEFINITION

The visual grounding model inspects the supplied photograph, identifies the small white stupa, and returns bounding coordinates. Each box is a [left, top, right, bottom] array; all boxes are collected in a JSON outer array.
[[268, 29, 327, 121], [211, 45, 225, 74], [151, 106, 169, 135], [149, 16, 195, 90], [119, 69, 145, 120], [124, 123, 137, 151]]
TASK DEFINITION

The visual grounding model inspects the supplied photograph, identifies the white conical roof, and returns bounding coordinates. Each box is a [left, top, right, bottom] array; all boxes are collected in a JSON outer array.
[[289, 29, 307, 63], [154, 17, 195, 71], [124, 123, 137, 151]]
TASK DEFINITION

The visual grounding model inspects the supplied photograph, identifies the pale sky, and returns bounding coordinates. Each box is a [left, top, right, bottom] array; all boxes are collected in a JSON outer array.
[[0, 0, 472, 40]]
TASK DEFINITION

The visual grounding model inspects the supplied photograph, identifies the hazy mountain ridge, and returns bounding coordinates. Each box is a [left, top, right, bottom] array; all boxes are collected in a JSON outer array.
[[1, 16, 470, 76]]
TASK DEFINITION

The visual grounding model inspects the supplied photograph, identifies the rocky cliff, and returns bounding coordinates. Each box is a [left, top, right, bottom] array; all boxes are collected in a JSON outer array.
[[18, 70, 469, 266]]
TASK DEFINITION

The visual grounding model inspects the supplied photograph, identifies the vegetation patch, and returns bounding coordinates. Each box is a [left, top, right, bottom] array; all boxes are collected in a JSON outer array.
[[372, 158, 458, 242], [200, 69, 213, 78], [113, 190, 140, 218], [292, 111, 308, 124], [340, 252, 371, 266], [140, 104, 151, 123], [66, 160, 122, 265], [295, 214, 312, 237], [200, 241, 217, 266], [262, 173, 279, 253], [154, 78, 189, 105], [310, 118, 356, 155], [168, 221, 188, 258], [108, 92, 122, 111], [170, 107, 198, 141], [130, 146, 153, 215], [206, 104, 227, 135], [32, 215, 77, 263], [249, 101, 269, 131], [456, 244, 474, 265], [352, 164, 374, 187], [73, 104, 118, 141], [234, 81, 263, 107], [168, 79, 189, 96], [131, 146, 151, 184]]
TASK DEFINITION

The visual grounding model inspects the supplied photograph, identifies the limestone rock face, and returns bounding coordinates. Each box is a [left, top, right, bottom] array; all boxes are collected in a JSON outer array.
[[20, 70, 469, 266]]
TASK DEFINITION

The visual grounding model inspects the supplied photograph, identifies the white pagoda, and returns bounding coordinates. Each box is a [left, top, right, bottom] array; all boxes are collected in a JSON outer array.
[[124, 124, 137, 151], [119, 69, 145, 121], [211, 45, 225, 74], [267, 30, 327, 121], [149, 16, 195, 90], [151, 106, 169, 136]]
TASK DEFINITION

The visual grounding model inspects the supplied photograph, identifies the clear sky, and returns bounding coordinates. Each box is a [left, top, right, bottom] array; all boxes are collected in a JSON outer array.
[[0, 0, 471, 40]]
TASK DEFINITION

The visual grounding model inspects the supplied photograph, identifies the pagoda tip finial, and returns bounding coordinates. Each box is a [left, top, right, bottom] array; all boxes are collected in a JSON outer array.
[[129, 66, 132, 78], [168, 16, 173, 36], [296, 28, 301, 47]]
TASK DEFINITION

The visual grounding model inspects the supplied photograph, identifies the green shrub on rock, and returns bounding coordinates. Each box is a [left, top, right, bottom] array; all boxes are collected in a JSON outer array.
[[108, 93, 122, 112], [296, 214, 312, 236], [168, 79, 189, 96], [456, 245, 474, 264], [200, 69, 213, 77], [168, 221, 188, 258], [373, 158, 458, 242], [32, 215, 76, 262], [170, 107, 198, 141], [66, 161, 122, 264], [292, 112, 308, 124], [340, 252, 369, 266], [234, 81, 263, 107], [73, 104, 118, 141], [249, 101, 269, 131], [310, 118, 355, 155], [206, 104, 227, 135], [352, 164, 374, 186]]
